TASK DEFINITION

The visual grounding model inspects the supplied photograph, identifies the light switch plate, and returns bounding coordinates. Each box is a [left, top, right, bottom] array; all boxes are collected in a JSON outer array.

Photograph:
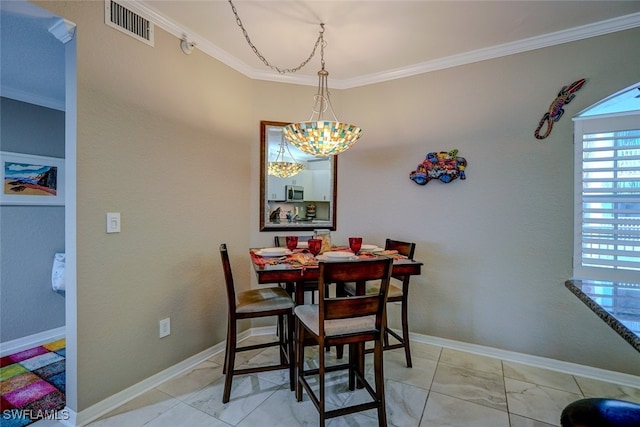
[[159, 318, 170, 338], [106, 212, 121, 233]]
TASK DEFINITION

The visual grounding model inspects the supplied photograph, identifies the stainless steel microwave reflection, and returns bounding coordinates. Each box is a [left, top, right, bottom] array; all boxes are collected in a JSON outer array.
[[286, 185, 304, 202], [260, 120, 337, 231]]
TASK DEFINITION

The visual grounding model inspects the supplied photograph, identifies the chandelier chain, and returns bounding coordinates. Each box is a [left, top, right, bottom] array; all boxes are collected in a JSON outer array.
[[228, 0, 324, 75]]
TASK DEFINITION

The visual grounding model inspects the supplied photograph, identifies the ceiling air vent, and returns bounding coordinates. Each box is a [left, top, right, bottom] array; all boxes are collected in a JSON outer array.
[[104, 0, 154, 46]]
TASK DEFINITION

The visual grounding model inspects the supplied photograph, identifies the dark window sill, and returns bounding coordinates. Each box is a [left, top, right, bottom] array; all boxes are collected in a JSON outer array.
[[565, 279, 640, 353]]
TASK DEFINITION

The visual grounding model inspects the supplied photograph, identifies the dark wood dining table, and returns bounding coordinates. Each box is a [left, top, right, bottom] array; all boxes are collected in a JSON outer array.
[[250, 247, 423, 387], [250, 247, 423, 305]]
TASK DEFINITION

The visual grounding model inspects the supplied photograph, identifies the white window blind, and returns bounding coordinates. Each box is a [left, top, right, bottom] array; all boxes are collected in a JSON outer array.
[[574, 113, 640, 282]]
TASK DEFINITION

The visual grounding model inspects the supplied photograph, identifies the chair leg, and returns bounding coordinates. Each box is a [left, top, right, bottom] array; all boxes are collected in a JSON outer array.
[[287, 312, 295, 391], [222, 319, 237, 403], [373, 338, 387, 427], [278, 314, 287, 365], [295, 319, 304, 402], [401, 297, 412, 368], [382, 311, 390, 349], [348, 343, 356, 391], [319, 338, 326, 426]]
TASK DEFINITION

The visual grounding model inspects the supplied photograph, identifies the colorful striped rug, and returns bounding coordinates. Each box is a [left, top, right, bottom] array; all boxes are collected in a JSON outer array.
[[0, 339, 66, 426]]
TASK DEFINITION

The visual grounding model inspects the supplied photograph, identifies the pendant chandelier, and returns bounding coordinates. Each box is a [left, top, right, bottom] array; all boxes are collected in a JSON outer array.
[[268, 134, 304, 178], [283, 24, 362, 158], [227, 1, 362, 157]]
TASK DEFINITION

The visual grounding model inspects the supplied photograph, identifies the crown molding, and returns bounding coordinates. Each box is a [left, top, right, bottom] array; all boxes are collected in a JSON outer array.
[[337, 12, 640, 89], [1, 86, 65, 111], [48, 18, 76, 44], [129, 4, 640, 89]]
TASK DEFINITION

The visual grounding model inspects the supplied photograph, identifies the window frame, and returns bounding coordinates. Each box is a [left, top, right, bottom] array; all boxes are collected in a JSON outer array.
[[573, 111, 640, 282]]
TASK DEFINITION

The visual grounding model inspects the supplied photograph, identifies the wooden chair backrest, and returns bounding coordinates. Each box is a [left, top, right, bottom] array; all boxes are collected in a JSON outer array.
[[219, 243, 236, 312], [385, 239, 416, 259], [317, 258, 393, 333]]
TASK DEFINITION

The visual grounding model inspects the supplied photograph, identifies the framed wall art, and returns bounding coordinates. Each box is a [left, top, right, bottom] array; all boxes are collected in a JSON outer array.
[[1, 151, 65, 206]]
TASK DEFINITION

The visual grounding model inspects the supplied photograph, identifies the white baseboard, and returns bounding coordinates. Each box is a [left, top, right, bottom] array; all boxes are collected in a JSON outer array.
[[0, 327, 66, 357], [74, 327, 640, 426], [75, 333, 243, 427], [410, 332, 640, 389]]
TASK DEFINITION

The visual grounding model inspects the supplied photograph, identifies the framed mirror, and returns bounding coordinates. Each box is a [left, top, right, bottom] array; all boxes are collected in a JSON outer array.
[[260, 120, 337, 231]]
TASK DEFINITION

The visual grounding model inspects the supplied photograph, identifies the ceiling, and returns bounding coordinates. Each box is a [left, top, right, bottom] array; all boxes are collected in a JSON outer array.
[[1, 0, 640, 109], [146, 0, 640, 86]]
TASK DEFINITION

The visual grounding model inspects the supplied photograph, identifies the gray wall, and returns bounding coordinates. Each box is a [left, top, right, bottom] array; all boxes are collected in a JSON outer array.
[[0, 97, 65, 342]]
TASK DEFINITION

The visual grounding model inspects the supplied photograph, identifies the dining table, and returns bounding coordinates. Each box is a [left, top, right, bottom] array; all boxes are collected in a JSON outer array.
[[250, 244, 423, 388], [250, 246, 423, 305]]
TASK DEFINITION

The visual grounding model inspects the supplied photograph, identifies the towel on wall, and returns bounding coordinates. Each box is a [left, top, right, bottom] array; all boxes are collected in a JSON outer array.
[[51, 252, 65, 292]]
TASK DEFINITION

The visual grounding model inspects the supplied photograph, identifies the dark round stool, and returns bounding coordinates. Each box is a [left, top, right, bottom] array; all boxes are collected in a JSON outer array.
[[561, 398, 640, 427]]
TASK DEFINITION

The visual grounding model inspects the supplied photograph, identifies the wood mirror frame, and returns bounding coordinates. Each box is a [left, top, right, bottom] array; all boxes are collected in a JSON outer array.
[[260, 120, 337, 231]]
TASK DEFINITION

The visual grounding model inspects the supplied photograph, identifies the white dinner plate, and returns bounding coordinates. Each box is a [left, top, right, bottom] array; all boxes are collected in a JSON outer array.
[[320, 251, 357, 260], [256, 248, 291, 257], [360, 244, 379, 251], [297, 242, 308, 249]]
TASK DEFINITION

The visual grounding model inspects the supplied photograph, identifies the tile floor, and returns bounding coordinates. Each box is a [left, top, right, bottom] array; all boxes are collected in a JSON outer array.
[[42, 335, 640, 426]]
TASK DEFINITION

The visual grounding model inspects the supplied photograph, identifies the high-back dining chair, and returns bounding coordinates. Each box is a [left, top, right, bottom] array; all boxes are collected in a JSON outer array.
[[219, 243, 295, 403], [344, 238, 417, 367], [295, 257, 393, 426]]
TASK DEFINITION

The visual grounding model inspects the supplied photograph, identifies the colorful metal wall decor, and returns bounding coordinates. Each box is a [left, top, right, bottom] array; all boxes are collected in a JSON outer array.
[[409, 149, 467, 185], [534, 78, 587, 140]]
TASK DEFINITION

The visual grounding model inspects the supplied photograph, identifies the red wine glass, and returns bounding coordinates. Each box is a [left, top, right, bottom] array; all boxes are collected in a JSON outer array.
[[285, 236, 298, 251], [308, 239, 322, 256], [349, 237, 363, 255]]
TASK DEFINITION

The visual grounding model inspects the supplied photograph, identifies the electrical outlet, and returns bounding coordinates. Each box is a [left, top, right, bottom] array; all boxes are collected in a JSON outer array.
[[159, 318, 170, 338]]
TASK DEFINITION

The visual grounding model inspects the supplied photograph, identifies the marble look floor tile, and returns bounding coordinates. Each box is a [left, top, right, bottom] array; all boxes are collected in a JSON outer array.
[[254, 366, 291, 388], [505, 377, 582, 425], [298, 369, 364, 411], [430, 363, 507, 411], [156, 360, 224, 399], [144, 402, 231, 427], [343, 378, 428, 427], [573, 376, 640, 403], [236, 386, 318, 426], [384, 379, 429, 427], [503, 361, 581, 394], [439, 348, 503, 375], [183, 374, 281, 425], [80, 337, 639, 427], [419, 391, 510, 427], [326, 410, 397, 427], [406, 341, 442, 363], [376, 350, 438, 391], [220, 345, 286, 376], [302, 345, 350, 369], [88, 389, 179, 426], [509, 413, 557, 427]]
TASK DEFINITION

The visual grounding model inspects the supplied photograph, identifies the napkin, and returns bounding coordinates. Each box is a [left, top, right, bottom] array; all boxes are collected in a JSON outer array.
[[288, 253, 318, 266]]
